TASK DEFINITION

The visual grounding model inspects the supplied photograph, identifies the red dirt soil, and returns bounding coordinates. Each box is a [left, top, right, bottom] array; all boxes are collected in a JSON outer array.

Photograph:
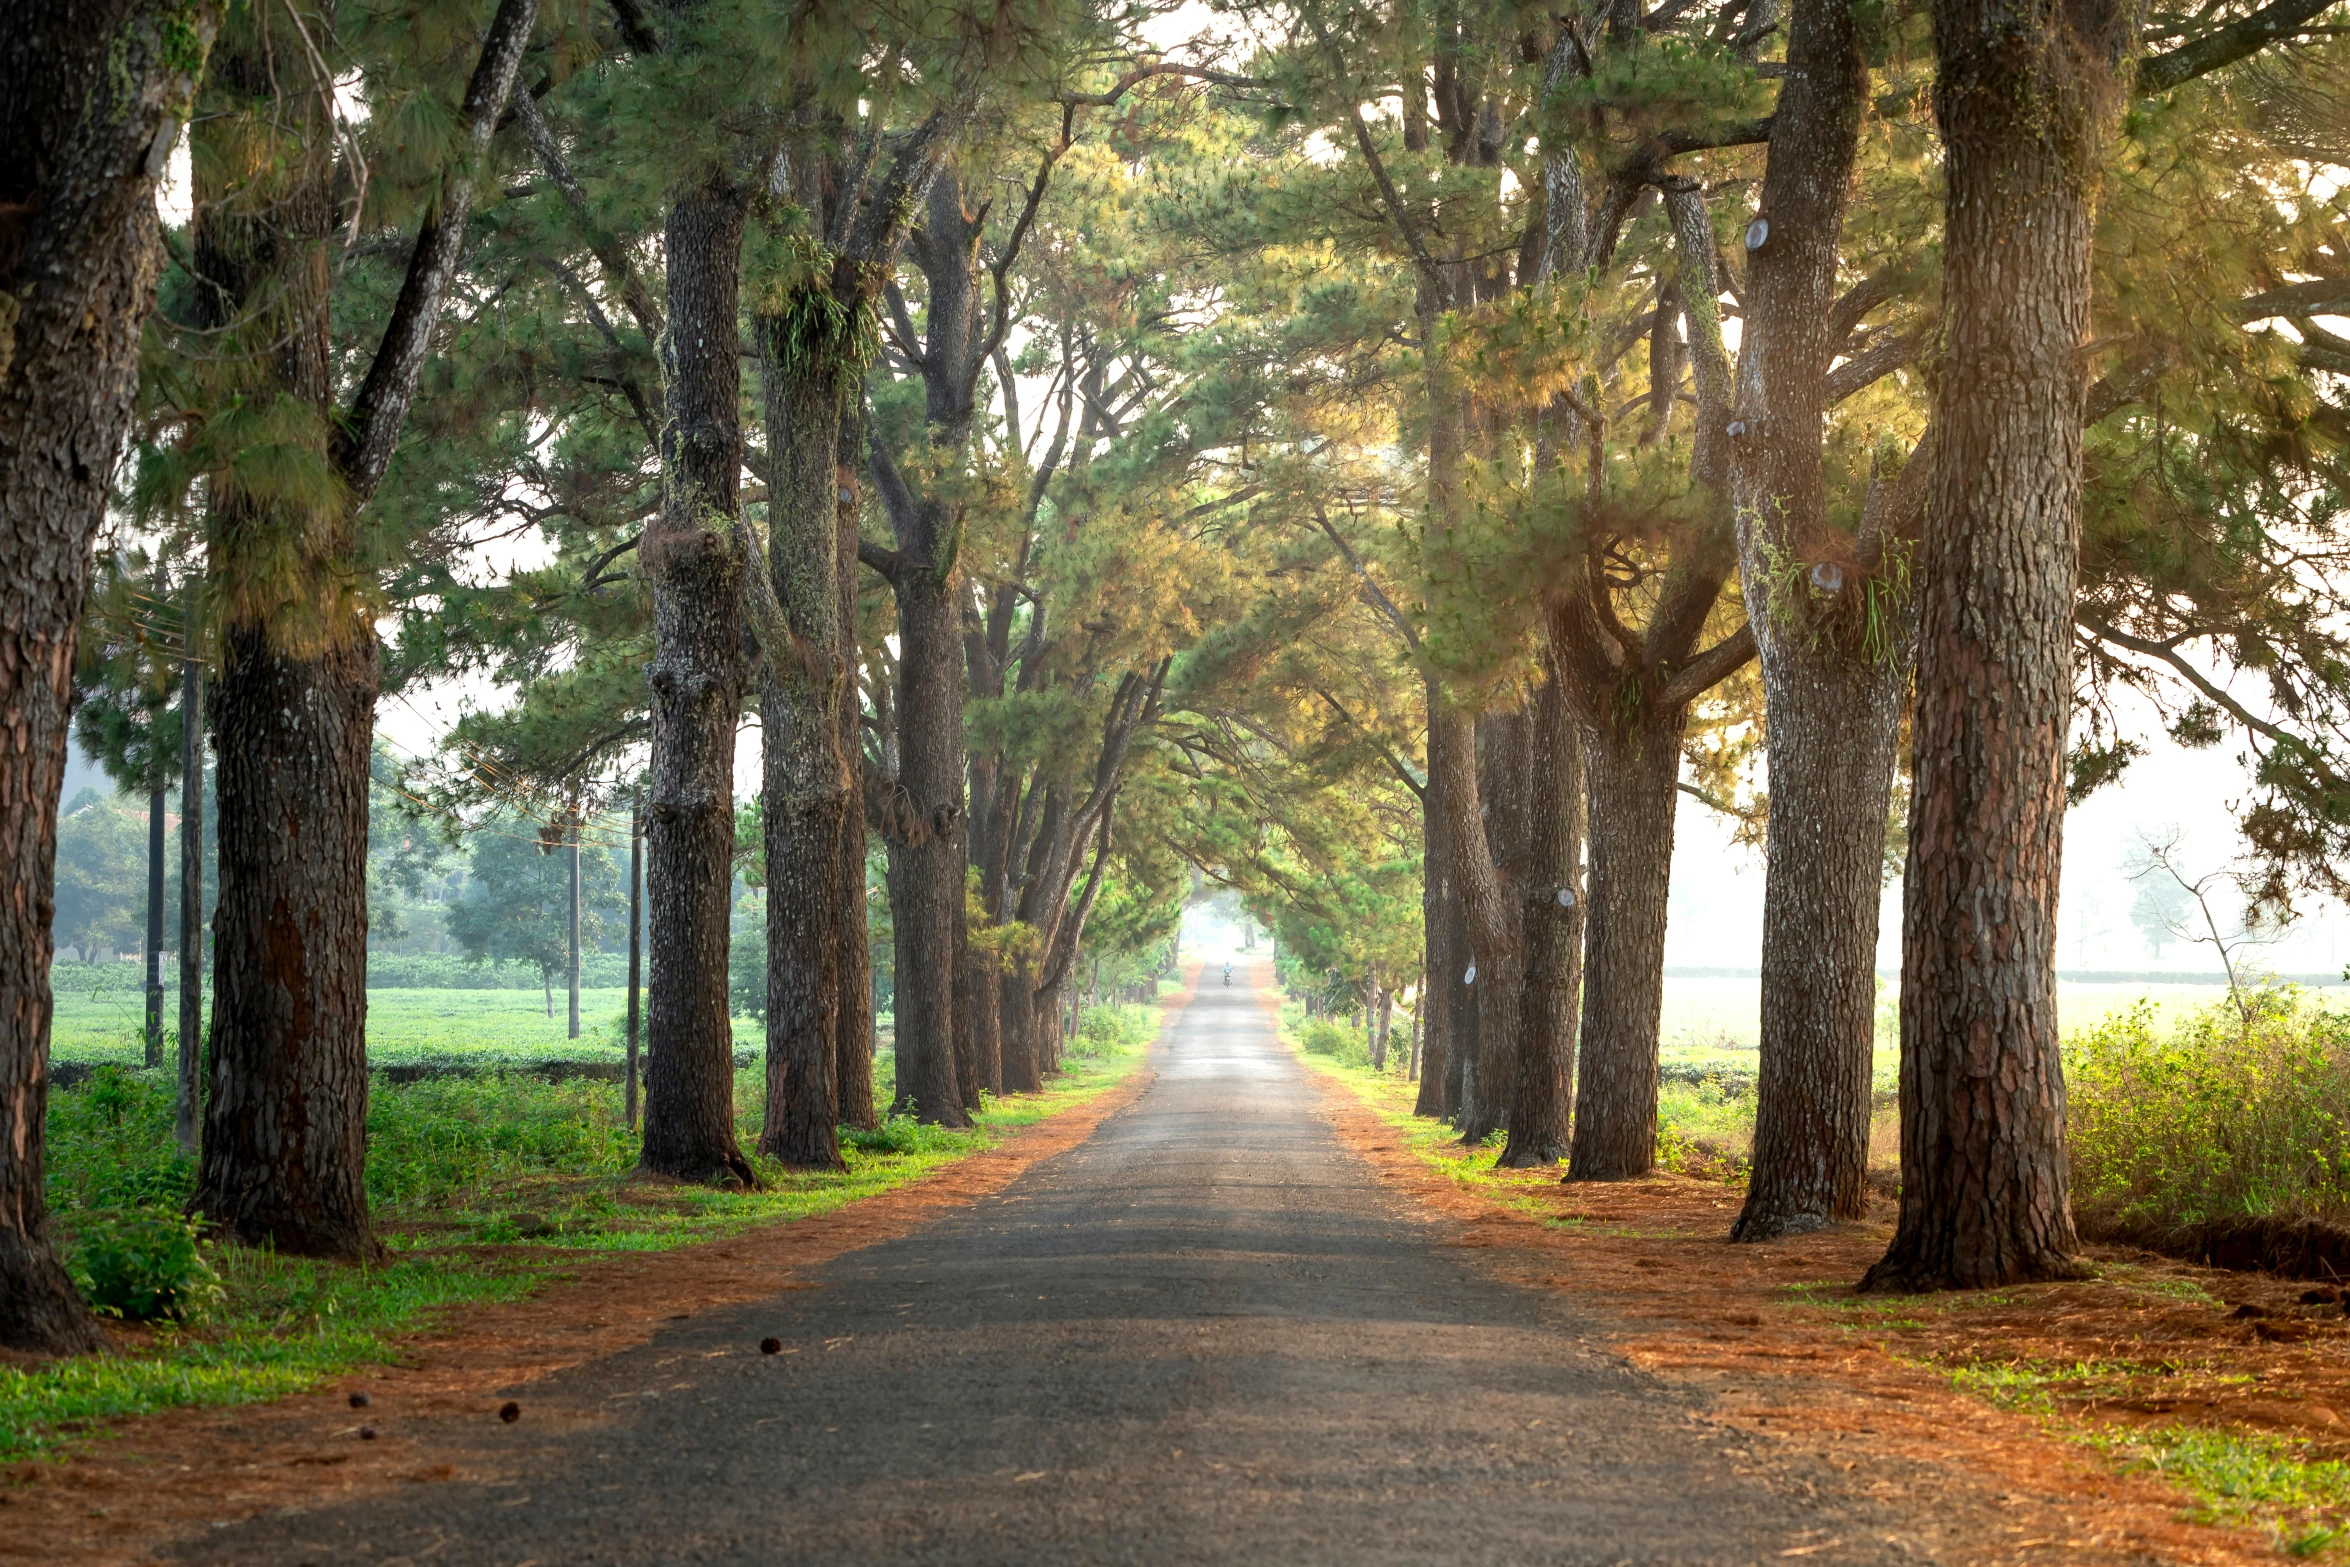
[[1272, 989, 2345, 1562]]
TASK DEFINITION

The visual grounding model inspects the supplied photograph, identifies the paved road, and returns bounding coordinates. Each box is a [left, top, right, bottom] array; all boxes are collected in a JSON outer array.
[[177, 964, 1900, 1566]]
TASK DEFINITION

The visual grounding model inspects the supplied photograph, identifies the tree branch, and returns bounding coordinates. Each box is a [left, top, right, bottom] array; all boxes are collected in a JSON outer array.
[[335, 0, 540, 503], [1657, 622, 1757, 710], [1824, 329, 1917, 405], [514, 93, 664, 341], [2138, 0, 2346, 93], [1312, 505, 1421, 653]]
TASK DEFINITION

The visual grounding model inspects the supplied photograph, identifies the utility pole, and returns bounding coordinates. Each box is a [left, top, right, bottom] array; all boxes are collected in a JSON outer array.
[[144, 732, 165, 1068], [626, 796, 643, 1130], [175, 652, 203, 1152], [567, 810, 582, 1040]]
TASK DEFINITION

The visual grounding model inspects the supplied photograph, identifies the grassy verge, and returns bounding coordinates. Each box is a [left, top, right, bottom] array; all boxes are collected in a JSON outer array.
[[1942, 1355, 2350, 1557], [1275, 998, 1745, 1193], [5, 1002, 1161, 1463]]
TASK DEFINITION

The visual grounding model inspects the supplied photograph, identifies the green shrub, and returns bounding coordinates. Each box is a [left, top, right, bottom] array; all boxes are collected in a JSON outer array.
[[2067, 987, 2350, 1230], [1072, 1002, 1157, 1057], [842, 1114, 964, 1156], [363, 1076, 638, 1211], [46, 1067, 195, 1215], [74, 1209, 223, 1322], [1299, 1016, 1376, 1067]]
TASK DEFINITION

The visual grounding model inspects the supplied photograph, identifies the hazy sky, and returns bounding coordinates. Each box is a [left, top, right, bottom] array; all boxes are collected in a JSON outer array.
[[1663, 698, 2349, 978]]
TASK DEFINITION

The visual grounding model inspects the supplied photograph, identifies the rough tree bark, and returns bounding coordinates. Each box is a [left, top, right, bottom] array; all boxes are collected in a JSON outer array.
[[0, 0, 215, 1354], [145, 770, 165, 1065], [1861, 0, 2126, 1291], [753, 300, 851, 1171], [1565, 711, 1683, 1178], [1725, 0, 1904, 1241], [640, 171, 756, 1187], [868, 538, 970, 1125], [1502, 668, 1583, 1167], [195, 0, 537, 1255]]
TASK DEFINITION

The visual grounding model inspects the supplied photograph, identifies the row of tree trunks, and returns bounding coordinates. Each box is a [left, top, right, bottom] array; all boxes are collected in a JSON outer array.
[[0, 0, 219, 1353]]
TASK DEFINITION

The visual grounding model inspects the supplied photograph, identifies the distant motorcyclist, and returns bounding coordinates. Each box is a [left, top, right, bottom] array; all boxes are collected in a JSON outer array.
[[1222, 962, 1232, 987]]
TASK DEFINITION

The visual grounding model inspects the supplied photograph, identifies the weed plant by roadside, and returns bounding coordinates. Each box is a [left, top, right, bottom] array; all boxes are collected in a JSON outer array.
[[2067, 986, 2350, 1231]]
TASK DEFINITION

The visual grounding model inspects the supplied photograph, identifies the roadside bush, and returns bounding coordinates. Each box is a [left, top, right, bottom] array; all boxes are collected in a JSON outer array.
[[73, 1209, 223, 1322], [46, 1067, 194, 1215], [1300, 1017, 1372, 1066], [1070, 1001, 1158, 1058], [2068, 988, 2350, 1231], [363, 1076, 637, 1211]]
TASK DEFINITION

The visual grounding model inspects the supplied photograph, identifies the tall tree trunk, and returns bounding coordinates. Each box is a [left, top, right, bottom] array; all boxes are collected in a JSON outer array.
[[640, 174, 755, 1187], [1000, 960, 1041, 1093], [1726, 0, 1904, 1242], [177, 658, 205, 1155], [1735, 649, 1905, 1236], [0, 0, 212, 1353], [755, 311, 850, 1170], [567, 829, 581, 1040], [884, 561, 969, 1125], [1445, 906, 1476, 1121], [196, 0, 535, 1250], [969, 940, 1002, 1095], [1862, 0, 2121, 1291], [1567, 711, 1684, 1181], [1437, 705, 1524, 1147], [199, 630, 380, 1258], [835, 406, 877, 1130], [1502, 670, 1584, 1167], [189, 21, 377, 1260], [953, 873, 981, 1111], [1035, 975, 1066, 1075], [145, 771, 166, 1066]]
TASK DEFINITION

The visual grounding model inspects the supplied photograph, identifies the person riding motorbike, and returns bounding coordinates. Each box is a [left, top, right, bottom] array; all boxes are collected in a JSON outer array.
[[1222, 963, 1232, 987]]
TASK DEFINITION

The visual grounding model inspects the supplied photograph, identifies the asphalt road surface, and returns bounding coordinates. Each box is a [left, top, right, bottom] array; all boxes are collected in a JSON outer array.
[[175, 963, 1904, 1566]]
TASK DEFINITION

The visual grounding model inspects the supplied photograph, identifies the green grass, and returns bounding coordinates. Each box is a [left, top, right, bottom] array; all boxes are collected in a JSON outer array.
[[2099, 1425, 2350, 1557], [50, 986, 748, 1068], [1940, 1356, 2350, 1557], [7, 1008, 1158, 1463]]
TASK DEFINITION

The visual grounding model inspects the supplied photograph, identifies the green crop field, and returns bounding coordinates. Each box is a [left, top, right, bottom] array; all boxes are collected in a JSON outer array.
[[49, 985, 763, 1068]]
